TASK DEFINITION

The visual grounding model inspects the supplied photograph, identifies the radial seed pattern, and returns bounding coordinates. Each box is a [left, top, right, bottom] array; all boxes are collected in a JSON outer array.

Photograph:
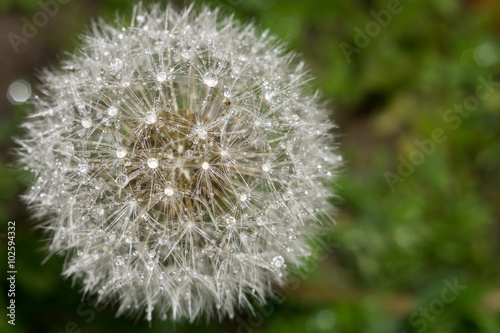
[[17, 4, 340, 322]]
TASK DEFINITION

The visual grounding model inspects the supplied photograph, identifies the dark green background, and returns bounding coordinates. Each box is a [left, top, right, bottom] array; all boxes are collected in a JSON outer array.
[[1, 0, 499, 332]]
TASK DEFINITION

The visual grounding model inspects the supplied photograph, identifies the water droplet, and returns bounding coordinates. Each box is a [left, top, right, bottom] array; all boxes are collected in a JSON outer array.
[[116, 174, 129, 187], [81, 118, 92, 128], [79, 163, 88, 174], [286, 228, 297, 240], [147, 158, 159, 169], [272, 256, 284, 268], [145, 111, 157, 124], [201, 162, 210, 170], [164, 187, 174, 196], [198, 129, 207, 140], [238, 193, 247, 202], [7, 79, 31, 105], [264, 90, 275, 102], [116, 147, 127, 158], [262, 163, 270, 172], [115, 256, 124, 266], [107, 106, 118, 117], [157, 72, 167, 82], [203, 73, 218, 87]]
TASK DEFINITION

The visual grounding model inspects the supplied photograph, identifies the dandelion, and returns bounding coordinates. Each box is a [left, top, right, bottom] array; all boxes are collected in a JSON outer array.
[[17, 3, 340, 322]]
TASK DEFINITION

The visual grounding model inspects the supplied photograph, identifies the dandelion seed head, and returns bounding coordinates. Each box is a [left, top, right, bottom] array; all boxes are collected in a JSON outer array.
[[17, 3, 340, 323]]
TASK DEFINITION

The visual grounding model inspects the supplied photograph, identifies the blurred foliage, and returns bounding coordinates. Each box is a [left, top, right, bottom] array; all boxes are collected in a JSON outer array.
[[1, 0, 500, 332]]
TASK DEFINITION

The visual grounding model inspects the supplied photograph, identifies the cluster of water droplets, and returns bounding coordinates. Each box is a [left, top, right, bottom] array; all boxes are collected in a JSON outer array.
[[17, 4, 339, 323]]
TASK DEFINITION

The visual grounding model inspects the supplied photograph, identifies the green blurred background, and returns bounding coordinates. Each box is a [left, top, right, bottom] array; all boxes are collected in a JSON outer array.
[[1, 0, 500, 332]]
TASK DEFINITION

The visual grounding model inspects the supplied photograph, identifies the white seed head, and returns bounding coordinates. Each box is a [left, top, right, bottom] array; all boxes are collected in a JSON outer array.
[[17, 4, 340, 323]]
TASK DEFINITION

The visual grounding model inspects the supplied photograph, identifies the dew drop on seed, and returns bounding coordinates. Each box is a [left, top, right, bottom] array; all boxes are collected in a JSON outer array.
[[145, 111, 157, 124], [157, 72, 167, 82], [272, 256, 284, 268], [262, 163, 270, 172], [164, 187, 174, 196], [201, 162, 210, 170], [198, 129, 207, 140], [264, 90, 274, 102], [147, 158, 159, 169], [238, 193, 247, 202], [203, 73, 218, 87], [116, 147, 127, 158], [107, 106, 118, 117], [116, 174, 129, 187], [81, 118, 92, 128]]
